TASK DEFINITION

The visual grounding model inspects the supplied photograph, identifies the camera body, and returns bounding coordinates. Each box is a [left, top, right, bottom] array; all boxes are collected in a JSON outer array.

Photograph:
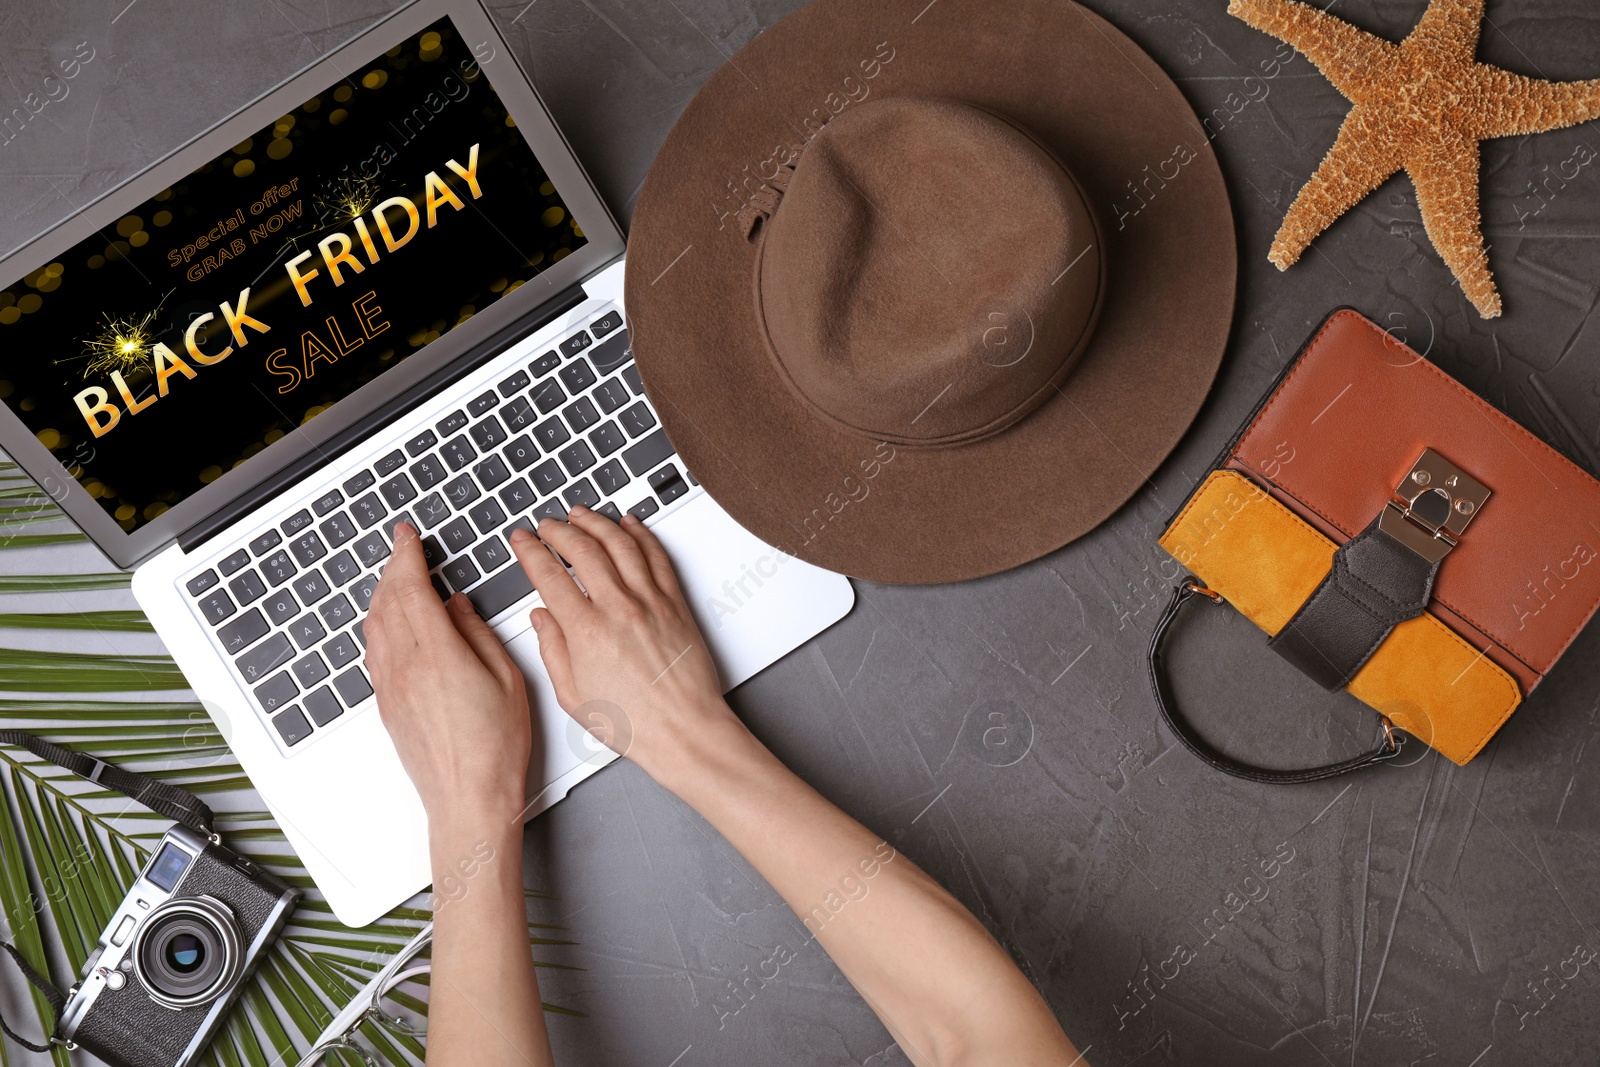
[[57, 825, 297, 1067]]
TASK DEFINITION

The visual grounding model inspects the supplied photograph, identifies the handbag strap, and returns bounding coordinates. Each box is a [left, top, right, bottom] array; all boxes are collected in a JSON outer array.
[[0, 940, 66, 1053], [0, 730, 215, 837], [1148, 581, 1405, 784]]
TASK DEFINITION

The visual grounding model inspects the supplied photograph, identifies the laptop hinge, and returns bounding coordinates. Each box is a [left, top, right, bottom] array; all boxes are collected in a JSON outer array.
[[178, 283, 588, 554]]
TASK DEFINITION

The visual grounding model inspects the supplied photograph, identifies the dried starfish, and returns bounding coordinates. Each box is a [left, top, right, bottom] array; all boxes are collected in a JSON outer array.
[[1229, 0, 1600, 318]]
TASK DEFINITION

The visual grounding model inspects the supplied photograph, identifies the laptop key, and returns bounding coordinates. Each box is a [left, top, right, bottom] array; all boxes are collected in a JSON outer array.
[[380, 473, 417, 509], [560, 331, 594, 358], [467, 561, 535, 620], [533, 416, 570, 451], [623, 429, 674, 476], [590, 422, 627, 458], [441, 435, 477, 471], [406, 429, 438, 456], [218, 609, 269, 655], [473, 535, 512, 572], [351, 493, 387, 529], [288, 613, 327, 650], [324, 550, 359, 587], [320, 512, 358, 548], [415, 492, 451, 529], [342, 470, 377, 495], [563, 478, 600, 509], [467, 390, 498, 417], [628, 498, 660, 522], [529, 350, 560, 378], [504, 516, 536, 541], [503, 435, 539, 471], [289, 530, 327, 567], [589, 329, 633, 374], [474, 454, 511, 490], [560, 359, 597, 394], [622, 364, 645, 396], [423, 536, 446, 569], [332, 667, 373, 707], [619, 401, 657, 438], [281, 509, 314, 536], [432, 573, 451, 600], [411, 454, 447, 490], [374, 450, 406, 476], [264, 589, 299, 626], [230, 570, 267, 606], [439, 517, 476, 554], [532, 499, 568, 525], [353, 619, 367, 647], [531, 379, 565, 414], [261, 550, 297, 586], [558, 440, 596, 476], [303, 686, 344, 727], [499, 477, 535, 513], [250, 530, 282, 556], [591, 310, 623, 338], [292, 652, 329, 688], [319, 593, 357, 631], [186, 569, 219, 596], [238, 634, 295, 684], [442, 556, 482, 591], [312, 489, 344, 516], [651, 464, 690, 505], [469, 498, 507, 534], [350, 574, 379, 612], [596, 502, 623, 523], [254, 670, 298, 713], [593, 378, 630, 414], [272, 706, 313, 746], [293, 570, 331, 606], [563, 397, 600, 433], [443, 474, 481, 510], [594, 459, 630, 495], [530, 459, 565, 496], [471, 416, 508, 451], [498, 369, 531, 397], [436, 409, 469, 437], [353, 531, 390, 568], [218, 549, 251, 577], [323, 632, 360, 670], [502, 396, 536, 432]]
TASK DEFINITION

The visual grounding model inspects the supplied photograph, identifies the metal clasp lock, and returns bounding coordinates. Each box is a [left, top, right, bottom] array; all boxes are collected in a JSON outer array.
[[1377, 448, 1491, 564]]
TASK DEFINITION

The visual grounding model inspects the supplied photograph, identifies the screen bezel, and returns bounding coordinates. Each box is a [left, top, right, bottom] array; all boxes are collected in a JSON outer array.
[[0, 0, 625, 569]]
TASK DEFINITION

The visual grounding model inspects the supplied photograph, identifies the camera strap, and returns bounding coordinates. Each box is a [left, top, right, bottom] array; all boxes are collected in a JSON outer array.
[[0, 730, 215, 837], [0, 730, 220, 1055]]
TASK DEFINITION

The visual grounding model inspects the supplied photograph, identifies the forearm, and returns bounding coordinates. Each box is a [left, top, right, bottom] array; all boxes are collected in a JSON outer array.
[[650, 708, 1081, 1067], [425, 814, 553, 1067]]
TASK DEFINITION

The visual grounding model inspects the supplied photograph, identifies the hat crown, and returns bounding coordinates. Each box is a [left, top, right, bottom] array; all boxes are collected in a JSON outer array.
[[756, 97, 1105, 448]]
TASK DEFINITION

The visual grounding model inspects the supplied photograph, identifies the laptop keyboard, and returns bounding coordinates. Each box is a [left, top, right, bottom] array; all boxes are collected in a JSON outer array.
[[180, 306, 700, 756]]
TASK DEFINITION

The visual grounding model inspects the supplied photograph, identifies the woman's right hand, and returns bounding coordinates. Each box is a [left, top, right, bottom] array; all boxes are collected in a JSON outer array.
[[509, 507, 742, 782]]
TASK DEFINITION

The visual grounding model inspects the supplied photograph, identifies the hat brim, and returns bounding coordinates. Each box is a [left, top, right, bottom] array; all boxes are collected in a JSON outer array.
[[625, 0, 1237, 584]]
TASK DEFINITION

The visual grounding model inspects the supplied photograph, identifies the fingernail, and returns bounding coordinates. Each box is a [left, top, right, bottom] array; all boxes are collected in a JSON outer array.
[[531, 611, 543, 632], [449, 592, 469, 612], [570, 505, 590, 515], [394, 522, 416, 542], [622, 514, 639, 526], [510, 526, 533, 544]]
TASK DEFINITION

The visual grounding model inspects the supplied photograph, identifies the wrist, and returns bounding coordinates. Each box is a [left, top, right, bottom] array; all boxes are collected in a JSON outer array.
[[637, 702, 772, 801]]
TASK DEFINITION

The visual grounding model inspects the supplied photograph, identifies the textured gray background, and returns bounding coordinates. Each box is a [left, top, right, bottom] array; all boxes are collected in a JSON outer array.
[[5, 1, 1600, 1065]]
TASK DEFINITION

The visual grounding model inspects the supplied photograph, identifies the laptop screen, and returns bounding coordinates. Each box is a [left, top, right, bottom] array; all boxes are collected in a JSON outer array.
[[0, 15, 586, 534]]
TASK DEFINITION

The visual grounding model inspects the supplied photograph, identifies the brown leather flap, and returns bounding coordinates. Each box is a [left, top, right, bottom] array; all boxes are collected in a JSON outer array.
[[1231, 310, 1600, 679]]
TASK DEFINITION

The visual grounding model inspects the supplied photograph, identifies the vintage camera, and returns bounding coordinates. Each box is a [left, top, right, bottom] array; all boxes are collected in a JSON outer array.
[[56, 824, 298, 1067]]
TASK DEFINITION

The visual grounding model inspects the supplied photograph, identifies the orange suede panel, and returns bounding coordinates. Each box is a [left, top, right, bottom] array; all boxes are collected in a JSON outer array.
[[1160, 470, 1520, 766]]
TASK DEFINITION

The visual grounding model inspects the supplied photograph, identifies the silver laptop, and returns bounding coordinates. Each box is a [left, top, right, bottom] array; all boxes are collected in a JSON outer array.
[[0, 0, 854, 927]]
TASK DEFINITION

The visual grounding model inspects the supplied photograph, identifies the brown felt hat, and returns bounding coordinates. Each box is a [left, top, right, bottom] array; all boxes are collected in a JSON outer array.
[[625, 0, 1236, 584]]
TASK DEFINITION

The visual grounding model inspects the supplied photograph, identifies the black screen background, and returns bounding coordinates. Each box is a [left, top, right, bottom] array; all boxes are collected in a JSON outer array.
[[0, 16, 585, 532]]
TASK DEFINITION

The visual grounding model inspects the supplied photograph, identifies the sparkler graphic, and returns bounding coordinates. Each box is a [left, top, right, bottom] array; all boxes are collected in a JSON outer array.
[[78, 308, 162, 378]]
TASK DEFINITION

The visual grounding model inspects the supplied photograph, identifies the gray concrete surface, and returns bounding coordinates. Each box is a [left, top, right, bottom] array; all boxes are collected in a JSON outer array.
[[5, 1, 1600, 1064]]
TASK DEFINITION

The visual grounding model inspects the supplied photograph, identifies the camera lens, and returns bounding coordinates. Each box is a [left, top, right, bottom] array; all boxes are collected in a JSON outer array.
[[133, 897, 242, 1009]]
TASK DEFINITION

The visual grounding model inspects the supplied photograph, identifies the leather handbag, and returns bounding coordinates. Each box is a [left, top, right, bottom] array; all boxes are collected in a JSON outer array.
[[1152, 308, 1600, 782]]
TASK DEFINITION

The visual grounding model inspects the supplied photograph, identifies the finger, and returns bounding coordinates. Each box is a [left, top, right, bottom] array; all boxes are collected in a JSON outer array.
[[510, 526, 588, 617], [445, 593, 519, 686], [378, 524, 457, 646], [621, 514, 686, 603], [529, 607, 579, 711], [535, 517, 627, 603], [567, 506, 656, 594]]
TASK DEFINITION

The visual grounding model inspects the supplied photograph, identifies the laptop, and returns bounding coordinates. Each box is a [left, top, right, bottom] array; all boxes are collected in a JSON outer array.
[[0, 0, 854, 927]]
